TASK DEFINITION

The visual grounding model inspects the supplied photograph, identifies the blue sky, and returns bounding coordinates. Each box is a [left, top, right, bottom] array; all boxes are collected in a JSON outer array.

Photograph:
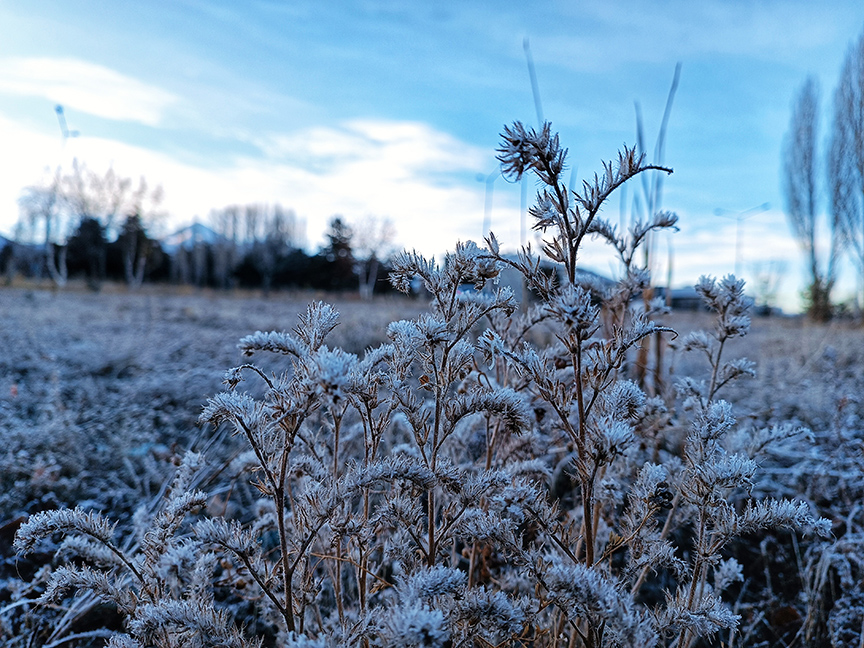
[[0, 1, 862, 309]]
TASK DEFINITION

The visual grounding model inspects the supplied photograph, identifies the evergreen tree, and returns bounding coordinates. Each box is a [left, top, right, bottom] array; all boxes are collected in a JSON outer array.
[[67, 217, 108, 290]]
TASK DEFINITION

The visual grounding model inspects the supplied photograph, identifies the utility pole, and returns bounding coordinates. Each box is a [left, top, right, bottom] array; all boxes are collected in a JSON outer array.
[[714, 203, 770, 276]]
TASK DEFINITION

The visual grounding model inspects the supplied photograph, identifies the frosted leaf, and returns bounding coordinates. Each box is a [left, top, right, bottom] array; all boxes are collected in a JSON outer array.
[[543, 563, 655, 646], [456, 508, 516, 545], [453, 588, 527, 636], [381, 603, 451, 648], [544, 563, 622, 620], [606, 380, 646, 420], [682, 331, 712, 354], [695, 275, 753, 339], [713, 557, 743, 594], [716, 498, 832, 539], [237, 330, 307, 358], [400, 565, 466, 603], [497, 121, 567, 185], [695, 275, 721, 304], [595, 419, 635, 461], [388, 319, 422, 345], [390, 250, 440, 294], [486, 230, 500, 255], [107, 636, 142, 648], [295, 301, 340, 351], [130, 599, 254, 648], [39, 564, 133, 613], [296, 346, 358, 404], [546, 285, 599, 334], [199, 391, 266, 430], [676, 376, 707, 409], [691, 400, 736, 442], [629, 463, 669, 503], [445, 338, 475, 382], [283, 632, 328, 648], [444, 388, 533, 436], [195, 518, 260, 558], [416, 314, 452, 345], [721, 315, 751, 338], [351, 454, 439, 491], [717, 358, 756, 386], [57, 535, 122, 568], [15, 507, 117, 555], [692, 451, 757, 491], [659, 588, 739, 637]]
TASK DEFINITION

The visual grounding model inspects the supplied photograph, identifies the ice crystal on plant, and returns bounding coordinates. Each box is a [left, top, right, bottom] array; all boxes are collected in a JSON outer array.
[[5, 119, 855, 648]]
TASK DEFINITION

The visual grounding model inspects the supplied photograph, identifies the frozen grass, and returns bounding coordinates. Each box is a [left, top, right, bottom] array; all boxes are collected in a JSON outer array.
[[0, 287, 426, 513], [1, 288, 862, 647], [1, 124, 862, 648]]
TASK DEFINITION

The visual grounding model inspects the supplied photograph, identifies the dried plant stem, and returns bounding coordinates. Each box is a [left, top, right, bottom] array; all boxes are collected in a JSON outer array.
[[707, 337, 727, 403], [679, 507, 710, 648], [631, 490, 681, 596], [573, 339, 595, 567]]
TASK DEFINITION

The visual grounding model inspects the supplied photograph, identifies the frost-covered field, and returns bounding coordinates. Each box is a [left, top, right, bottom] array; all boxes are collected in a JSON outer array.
[[1, 284, 862, 647], [0, 286, 426, 512], [3, 123, 864, 647]]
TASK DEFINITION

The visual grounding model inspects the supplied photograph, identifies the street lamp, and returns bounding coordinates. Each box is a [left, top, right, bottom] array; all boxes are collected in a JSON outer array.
[[713, 202, 770, 276]]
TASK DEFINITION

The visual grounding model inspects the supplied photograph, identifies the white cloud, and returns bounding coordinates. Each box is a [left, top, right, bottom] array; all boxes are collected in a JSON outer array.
[[0, 109, 816, 312], [0, 114, 67, 233], [0, 115, 504, 256], [537, 0, 849, 73], [0, 57, 177, 126]]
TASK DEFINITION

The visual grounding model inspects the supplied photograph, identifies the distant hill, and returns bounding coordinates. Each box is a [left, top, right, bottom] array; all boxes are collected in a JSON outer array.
[[160, 222, 225, 253], [0, 235, 38, 252]]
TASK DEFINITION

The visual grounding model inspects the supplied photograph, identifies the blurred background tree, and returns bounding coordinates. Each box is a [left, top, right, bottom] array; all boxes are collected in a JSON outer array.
[[783, 77, 843, 321], [829, 30, 864, 313]]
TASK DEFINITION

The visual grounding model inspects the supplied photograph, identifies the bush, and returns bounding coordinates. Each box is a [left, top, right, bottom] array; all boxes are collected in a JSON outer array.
[[8, 123, 860, 648]]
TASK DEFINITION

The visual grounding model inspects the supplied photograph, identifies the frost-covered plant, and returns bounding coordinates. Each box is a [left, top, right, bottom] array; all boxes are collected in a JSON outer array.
[[11, 122, 836, 648], [13, 453, 260, 648]]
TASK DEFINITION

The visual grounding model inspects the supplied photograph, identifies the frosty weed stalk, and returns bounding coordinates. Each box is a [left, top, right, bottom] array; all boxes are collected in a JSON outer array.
[[12, 122, 831, 648]]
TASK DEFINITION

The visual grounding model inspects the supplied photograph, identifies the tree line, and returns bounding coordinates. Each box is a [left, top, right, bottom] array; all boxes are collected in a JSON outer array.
[[0, 162, 399, 297], [784, 25, 864, 320]]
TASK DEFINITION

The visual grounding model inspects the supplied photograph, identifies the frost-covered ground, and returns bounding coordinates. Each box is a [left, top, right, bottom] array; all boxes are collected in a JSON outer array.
[[0, 286, 862, 646], [0, 287, 426, 515]]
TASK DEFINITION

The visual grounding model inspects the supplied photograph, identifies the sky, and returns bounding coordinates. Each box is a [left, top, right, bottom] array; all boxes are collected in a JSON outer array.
[[0, 1, 862, 311]]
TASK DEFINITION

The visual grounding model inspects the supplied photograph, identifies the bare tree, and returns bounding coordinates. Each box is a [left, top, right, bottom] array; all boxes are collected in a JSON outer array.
[[18, 173, 68, 288], [120, 179, 164, 290], [352, 215, 396, 299], [749, 259, 788, 314], [19, 162, 164, 290], [62, 162, 132, 235], [210, 205, 241, 289], [66, 165, 164, 290], [245, 204, 301, 295], [829, 30, 864, 310], [784, 77, 841, 320], [242, 203, 260, 244]]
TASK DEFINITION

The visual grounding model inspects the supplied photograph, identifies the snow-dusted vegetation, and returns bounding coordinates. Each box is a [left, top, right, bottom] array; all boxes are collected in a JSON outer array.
[[2, 125, 863, 648]]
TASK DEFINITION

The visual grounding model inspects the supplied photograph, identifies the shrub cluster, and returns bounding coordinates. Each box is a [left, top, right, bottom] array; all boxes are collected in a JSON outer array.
[[5, 124, 862, 648]]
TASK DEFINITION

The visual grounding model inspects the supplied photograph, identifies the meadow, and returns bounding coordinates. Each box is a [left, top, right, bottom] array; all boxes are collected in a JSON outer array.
[[1, 124, 862, 648], [1, 284, 861, 647]]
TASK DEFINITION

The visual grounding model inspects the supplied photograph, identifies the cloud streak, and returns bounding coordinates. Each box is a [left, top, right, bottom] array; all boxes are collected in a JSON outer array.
[[0, 57, 177, 126], [0, 115, 500, 254], [537, 0, 850, 73]]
